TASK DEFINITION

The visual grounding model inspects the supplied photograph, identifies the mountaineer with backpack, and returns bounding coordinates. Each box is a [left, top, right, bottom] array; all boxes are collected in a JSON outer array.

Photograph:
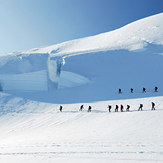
[[126, 105, 130, 111], [79, 105, 84, 111], [138, 104, 143, 111], [154, 86, 158, 92], [59, 105, 63, 112], [115, 105, 119, 112], [108, 105, 112, 112], [151, 102, 155, 110], [119, 88, 122, 94], [120, 105, 123, 112], [143, 87, 146, 93], [88, 106, 92, 112]]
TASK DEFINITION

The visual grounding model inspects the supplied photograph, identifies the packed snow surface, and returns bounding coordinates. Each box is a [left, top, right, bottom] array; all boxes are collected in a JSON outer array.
[[0, 13, 163, 162]]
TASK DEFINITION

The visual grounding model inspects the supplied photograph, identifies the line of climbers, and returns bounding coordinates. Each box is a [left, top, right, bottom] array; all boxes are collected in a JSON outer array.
[[59, 102, 155, 112], [59, 105, 92, 112], [118, 86, 158, 94], [108, 102, 155, 112]]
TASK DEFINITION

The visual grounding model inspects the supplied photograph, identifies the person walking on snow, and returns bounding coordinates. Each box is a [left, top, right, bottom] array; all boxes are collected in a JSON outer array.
[[155, 86, 158, 92], [88, 106, 92, 112], [138, 104, 143, 111], [108, 105, 112, 112], [126, 105, 130, 111], [115, 105, 119, 112], [120, 105, 123, 112], [143, 87, 146, 93], [79, 105, 84, 111], [151, 102, 155, 110], [59, 105, 63, 112]]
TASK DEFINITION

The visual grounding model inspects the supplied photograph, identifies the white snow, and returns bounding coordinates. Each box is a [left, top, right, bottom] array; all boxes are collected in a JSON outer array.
[[0, 12, 163, 162], [58, 71, 91, 89], [23, 12, 163, 56]]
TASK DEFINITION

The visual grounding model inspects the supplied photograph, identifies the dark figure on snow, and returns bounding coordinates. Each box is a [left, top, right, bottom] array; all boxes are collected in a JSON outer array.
[[138, 104, 143, 111], [143, 87, 146, 93], [108, 105, 112, 112], [120, 105, 123, 112], [0, 83, 3, 91], [151, 102, 155, 110], [119, 88, 122, 94], [88, 106, 92, 112], [59, 105, 63, 112], [155, 86, 158, 92], [79, 105, 84, 111], [115, 105, 119, 112], [126, 105, 130, 111], [131, 88, 133, 93]]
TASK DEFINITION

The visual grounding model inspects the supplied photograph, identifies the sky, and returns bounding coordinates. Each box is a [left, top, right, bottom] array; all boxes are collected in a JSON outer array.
[[0, 0, 163, 55]]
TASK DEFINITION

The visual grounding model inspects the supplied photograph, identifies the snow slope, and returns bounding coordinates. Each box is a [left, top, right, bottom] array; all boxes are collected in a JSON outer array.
[[24, 12, 163, 56], [0, 94, 163, 163], [0, 13, 163, 162]]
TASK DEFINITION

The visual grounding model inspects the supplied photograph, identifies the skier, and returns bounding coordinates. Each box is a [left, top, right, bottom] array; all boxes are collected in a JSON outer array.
[[138, 104, 143, 111], [88, 106, 92, 112], [120, 104, 123, 112], [154, 86, 158, 92], [119, 88, 122, 94], [59, 105, 63, 112], [151, 102, 155, 110], [126, 105, 130, 111], [131, 88, 133, 93], [115, 105, 119, 112], [143, 87, 146, 93], [108, 105, 112, 112], [79, 105, 84, 111]]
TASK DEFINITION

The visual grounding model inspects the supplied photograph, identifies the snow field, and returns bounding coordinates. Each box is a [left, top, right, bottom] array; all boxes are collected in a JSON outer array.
[[0, 94, 163, 162]]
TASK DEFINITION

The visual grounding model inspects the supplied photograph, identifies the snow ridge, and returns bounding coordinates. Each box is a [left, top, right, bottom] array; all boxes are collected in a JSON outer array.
[[22, 12, 163, 57]]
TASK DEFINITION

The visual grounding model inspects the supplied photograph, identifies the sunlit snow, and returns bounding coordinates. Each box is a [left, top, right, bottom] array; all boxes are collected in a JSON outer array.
[[0, 13, 163, 163]]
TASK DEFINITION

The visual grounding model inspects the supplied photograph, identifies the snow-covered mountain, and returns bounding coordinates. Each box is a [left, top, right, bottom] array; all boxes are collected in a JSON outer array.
[[24, 12, 163, 55], [0, 13, 163, 163], [1, 13, 163, 93]]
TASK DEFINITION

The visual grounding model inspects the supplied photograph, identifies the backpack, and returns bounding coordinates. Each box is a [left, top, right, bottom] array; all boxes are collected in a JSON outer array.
[[127, 105, 130, 108]]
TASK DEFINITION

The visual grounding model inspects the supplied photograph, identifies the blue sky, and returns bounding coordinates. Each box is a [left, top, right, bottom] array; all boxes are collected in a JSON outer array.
[[0, 0, 163, 55]]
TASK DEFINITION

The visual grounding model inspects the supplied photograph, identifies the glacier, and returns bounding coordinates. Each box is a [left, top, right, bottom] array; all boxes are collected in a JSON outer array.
[[0, 12, 163, 163], [1, 13, 163, 92]]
